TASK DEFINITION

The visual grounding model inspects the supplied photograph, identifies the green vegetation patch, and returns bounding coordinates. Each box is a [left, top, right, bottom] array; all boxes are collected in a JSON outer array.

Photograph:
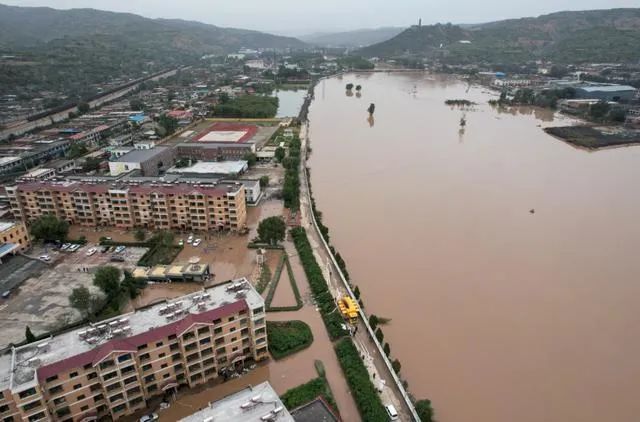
[[280, 377, 338, 413], [214, 95, 279, 118], [544, 126, 640, 149], [266, 320, 313, 360], [255, 260, 273, 294], [290, 227, 347, 340], [334, 338, 387, 422], [265, 254, 303, 312]]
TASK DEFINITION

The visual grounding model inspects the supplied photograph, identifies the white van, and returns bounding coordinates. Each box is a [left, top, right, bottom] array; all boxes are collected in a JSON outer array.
[[385, 404, 399, 421]]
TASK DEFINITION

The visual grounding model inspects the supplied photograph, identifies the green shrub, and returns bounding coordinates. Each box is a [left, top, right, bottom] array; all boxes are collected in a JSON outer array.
[[267, 320, 313, 360], [266, 254, 303, 312], [280, 377, 338, 413], [290, 227, 346, 340], [335, 338, 387, 421]]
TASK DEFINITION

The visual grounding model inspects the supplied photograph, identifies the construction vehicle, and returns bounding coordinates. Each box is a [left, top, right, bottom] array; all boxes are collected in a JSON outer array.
[[338, 296, 360, 325]]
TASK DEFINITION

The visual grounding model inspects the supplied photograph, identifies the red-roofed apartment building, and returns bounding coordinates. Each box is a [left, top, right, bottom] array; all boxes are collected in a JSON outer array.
[[0, 279, 267, 421]]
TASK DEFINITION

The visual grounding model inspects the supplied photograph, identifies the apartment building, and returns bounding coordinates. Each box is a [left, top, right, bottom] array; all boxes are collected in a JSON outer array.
[[0, 220, 30, 257], [6, 180, 247, 232], [0, 279, 268, 422]]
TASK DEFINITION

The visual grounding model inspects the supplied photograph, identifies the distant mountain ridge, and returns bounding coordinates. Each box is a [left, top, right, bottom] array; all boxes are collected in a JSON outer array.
[[359, 8, 640, 63], [0, 4, 305, 51], [300, 27, 405, 48]]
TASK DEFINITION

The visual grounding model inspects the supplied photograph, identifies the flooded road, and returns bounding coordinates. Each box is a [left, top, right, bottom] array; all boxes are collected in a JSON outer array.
[[307, 72, 640, 422]]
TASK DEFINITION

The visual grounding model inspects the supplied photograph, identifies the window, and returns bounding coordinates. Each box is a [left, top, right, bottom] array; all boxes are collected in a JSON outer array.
[[109, 393, 124, 403], [94, 394, 104, 402], [69, 371, 78, 378], [90, 383, 101, 392], [163, 373, 170, 379], [147, 384, 158, 393], [49, 385, 63, 395], [156, 341, 164, 347], [228, 316, 235, 322], [87, 372, 98, 380], [161, 363, 168, 369], [253, 307, 264, 314], [73, 384, 82, 390], [121, 365, 135, 375], [45, 375, 58, 383], [22, 401, 41, 412], [18, 388, 36, 399], [214, 327, 223, 335], [80, 405, 89, 412], [53, 397, 66, 405], [0, 405, 8, 412], [158, 353, 166, 358], [27, 412, 45, 422], [77, 394, 85, 401], [106, 383, 121, 392], [168, 334, 177, 340], [124, 376, 137, 385], [103, 371, 117, 381], [117, 354, 131, 363], [197, 326, 209, 335], [55, 407, 70, 418], [113, 404, 126, 413], [137, 344, 148, 351], [144, 374, 156, 383], [213, 318, 221, 325], [99, 360, 114, 370], [139, 353, 150, 361], [130, 396, 144, 406], [142, 364, 152, 372], [83, 363, 93, 370]]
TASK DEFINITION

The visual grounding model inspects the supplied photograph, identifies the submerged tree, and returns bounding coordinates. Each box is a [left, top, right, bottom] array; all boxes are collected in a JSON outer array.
[[346, 83, 354, 90]]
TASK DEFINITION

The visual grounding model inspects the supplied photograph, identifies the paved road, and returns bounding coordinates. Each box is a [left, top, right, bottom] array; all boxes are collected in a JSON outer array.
[[298, 123, 416, 421]]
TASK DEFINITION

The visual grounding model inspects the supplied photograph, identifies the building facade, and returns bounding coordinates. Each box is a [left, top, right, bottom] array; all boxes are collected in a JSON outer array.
[[0, 280, 268, 422], [108, 147, 175, 177], [0, 221, 30, 253], [6, 180, 247, 232]]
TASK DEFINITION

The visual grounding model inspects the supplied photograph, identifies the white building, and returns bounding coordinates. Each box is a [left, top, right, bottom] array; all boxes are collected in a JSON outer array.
[[238, 179, 262, 205], [168, 161, 249, 177]]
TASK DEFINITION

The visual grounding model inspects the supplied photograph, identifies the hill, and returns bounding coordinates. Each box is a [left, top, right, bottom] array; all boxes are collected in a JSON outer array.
[[0, 4, 305, 101], [300, 27, 405, 48], [359, 9, 640, 64]]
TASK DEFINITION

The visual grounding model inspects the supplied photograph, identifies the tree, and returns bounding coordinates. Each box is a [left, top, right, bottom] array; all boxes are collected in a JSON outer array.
[[121, 270, 145, 300], [69, 286, 93, 318], [259, 175, 269, 188], [375, 327, 384, 343], [415, 399, 435, 422], [30, 214, 69, 242], [548, 65, 568, 78], [346, 83, 354, 90], [275, 146, 286, 162], [25, 326, 36, 343], [243, 152, 258, 167], [383, 342, 391, 356], [218, 92, 230, 104], [77, 102, 90, 114], [129, 98, 146, 111], [82, 157, 102, 172], [353, 285, 361, 299], [134, 228, 146, 242], [369, 314, 379, 330], [94, 266, 121, 297], [392, 358, 402, 374], [257, 217, 286, 245], [158, 115, 178, 136], [356, 85, 362, 91], [590, 101, 610, 119], [608, 108, 627, 122], [67, 143, 88, 159]]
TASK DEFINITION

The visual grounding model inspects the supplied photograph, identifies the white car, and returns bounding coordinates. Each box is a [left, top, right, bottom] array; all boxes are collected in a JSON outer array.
[[39, 255, 51, 262], [192, 239, 202, 247], [60, 243, 71, 251], [178, 239, 184, 246], [187, 235, 194, 244], [85, 247, 97, 256], [68, 244, 81, 252], [114, 246, 126, 254], [139, 414, 158, 422], [385, 404, 399, 421]]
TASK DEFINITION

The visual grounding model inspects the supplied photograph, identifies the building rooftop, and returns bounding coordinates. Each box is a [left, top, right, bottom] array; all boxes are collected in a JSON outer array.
[[168, 161, 248, 176], [577, 84, 637, 93], [0, 156, 21, 166], [179, 381, 294, 422], [290, 397, 339, 422], [113, 147, 170, 163], [0, 278, 264, 393], [0, 221, 16, 232]]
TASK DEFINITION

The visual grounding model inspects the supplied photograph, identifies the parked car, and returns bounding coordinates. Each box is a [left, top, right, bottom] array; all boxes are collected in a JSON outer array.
[[187, 235, 194, 244], [68, 244, 81, 252], [139, 414, 158, 422], [1, 291, 10, 299], [193, 239, 202, 247], [385, 404, 399, 421], [114, 246, 126, 254], [110, 255, 125, 262], [60, 243, 71, 251], [178, 239, 184, 246], [101, 246, 110, 253], [85, 247, 97, 256], [38, 255, 51, 262]]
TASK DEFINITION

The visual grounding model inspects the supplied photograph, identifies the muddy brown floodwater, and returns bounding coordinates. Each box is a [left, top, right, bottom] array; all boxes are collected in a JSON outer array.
[[308, 72, 640, 422]]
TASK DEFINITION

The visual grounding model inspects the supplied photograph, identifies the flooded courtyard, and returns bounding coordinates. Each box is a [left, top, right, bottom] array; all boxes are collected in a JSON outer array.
[[307, 72, 640, 422]]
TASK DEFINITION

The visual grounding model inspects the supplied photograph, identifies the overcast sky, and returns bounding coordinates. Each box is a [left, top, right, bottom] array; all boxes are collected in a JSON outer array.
[[2, 0, 637, 34]]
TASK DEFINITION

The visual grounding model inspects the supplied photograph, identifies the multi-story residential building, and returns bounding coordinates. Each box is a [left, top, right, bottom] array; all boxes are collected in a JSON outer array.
[[178, 381, 293, 422], [0, 220, 30, 257], [6, 180, 247, 232], [0, 279, 268, 422]]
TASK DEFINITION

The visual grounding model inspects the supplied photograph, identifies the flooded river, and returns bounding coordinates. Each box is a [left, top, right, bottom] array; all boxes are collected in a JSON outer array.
[[307, 72, 640, 422]]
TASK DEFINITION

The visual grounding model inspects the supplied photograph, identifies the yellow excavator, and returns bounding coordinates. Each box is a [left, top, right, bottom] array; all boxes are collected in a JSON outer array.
[[338, 296, 360, 325]]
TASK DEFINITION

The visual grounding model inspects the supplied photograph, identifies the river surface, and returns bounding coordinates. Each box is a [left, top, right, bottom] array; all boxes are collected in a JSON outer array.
[[307, 72, 640, 422]]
